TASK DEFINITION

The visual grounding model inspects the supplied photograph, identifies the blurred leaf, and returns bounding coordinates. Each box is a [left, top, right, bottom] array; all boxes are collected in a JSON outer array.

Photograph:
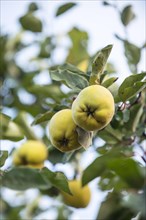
[[102, 1, 111, 6], [67, 27, 89, 65], [98, 125, 123, 145], [121, 5, 135, 26], [1, 121, 24, 141], [124, 41, 141, 73], [0, 113, 24, 141], [82, 148, 123, 186], [48, 148, 64, 165], [122, 109, 130, 123], [90, 45, 113, 85], [41, 167, 71, 194], [14, 112, 38, 140], [1, 167, 49, 190], [56, 3, 76, 16], [19, 13, 42, 32], [123, 192, 146, 218], [38, 37, 54, 58], [28, 84, 65, 102], [31, 111, 55, 125], [0, 113, 11, 133], [0, 151, 8, 167], [102, 77, 118, 88], [28, 2, 39, 12], [50, 69, 88, 90], [97, 192, 134, 220], [118, 73, 146, 102], [124, 103, 143, 132], [108, 158, 144, 189]]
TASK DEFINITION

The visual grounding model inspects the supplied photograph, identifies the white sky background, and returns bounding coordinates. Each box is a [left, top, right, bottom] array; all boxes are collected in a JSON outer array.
[[1, 0, 146, 220]]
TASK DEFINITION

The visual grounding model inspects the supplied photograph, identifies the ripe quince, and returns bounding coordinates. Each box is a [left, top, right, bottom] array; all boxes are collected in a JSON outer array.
[[49, 109, 81, 152], [13, 140, 48, 168], [72, 85, 115, 131], [61, 179, 91, 208]]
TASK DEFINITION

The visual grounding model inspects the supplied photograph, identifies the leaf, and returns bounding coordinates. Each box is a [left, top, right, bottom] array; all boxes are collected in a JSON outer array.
[[0, 113, 11, 133], [108, 158, 144, 189], [90, 45, 113, 84], [102, 77, 118, 88], [118, 73, 146, 102], [98, 125, 123, 145], [82, 148, 122, 186], [2, 121, 24, 141], [19, 13, 42, 32], [1, 167, 49, 190], [67, 27, 89, 65], [121, 5, 136, 26], [0, 151, 8, 167], [40, 167, 71, 194], [124, 41, 141, 73], [97, 192, 134, 220], [50, 69, 88, 90], [28, 84, 65, 102], [31, 111, 55, 125], [14, 112, 38, 140], [124, 103, 143, 132], [123, 192, 146, 218], [76, 127, 93, 150], [56, 3, 76, 17], [0, 113, 24, 141], [28, 2, 39, 12]]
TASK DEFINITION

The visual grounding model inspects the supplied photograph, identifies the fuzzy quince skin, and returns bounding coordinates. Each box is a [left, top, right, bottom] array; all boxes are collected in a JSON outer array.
[[61, 180, 91, 208], [49, 109, 81, 152], [13, 140, 48, 168], [72, 85, 115, 131]]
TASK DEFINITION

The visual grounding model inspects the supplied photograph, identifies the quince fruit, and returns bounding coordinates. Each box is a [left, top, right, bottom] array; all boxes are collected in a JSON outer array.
[[61, 179, 91, 208], [13, 140, 48, 168], [49, 109, 81, 152], [72, 85, 115, 131]]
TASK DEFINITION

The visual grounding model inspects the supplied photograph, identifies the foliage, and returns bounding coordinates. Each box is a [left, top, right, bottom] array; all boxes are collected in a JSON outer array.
[[0, 1, 145, 220]]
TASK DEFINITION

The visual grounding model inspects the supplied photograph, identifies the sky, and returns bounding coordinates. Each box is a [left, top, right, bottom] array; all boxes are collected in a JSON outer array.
[[1, 0, 146, 219]]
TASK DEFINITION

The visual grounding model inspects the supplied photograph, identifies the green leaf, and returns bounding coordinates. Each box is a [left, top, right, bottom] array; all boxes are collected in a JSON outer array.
[[28, 2, 39, 12], [102, 77, 118, 88], [108, 158, 144, 189], [0, 151, 8, 167], [28, 84, 65, 102], [40, 167, 71, 194], [90, 45, 113, 84], [31, 111, 55, 125], [48, 148, 64, 165], [2, 121, 24, 141], [1, 167, 49, 190], [38, 37, 54, 58], [0, 113, 24, 141], [121, 5, 136, 26], [0, 113, 11, 133], [98, 125, 123, 145], [124, 103, 143, 132], [67, 27, 89, 65], [82, 148, 122, 186], [56, 3, 76, 17], [19, 13, 42, 32], [97, 192, 134, 220], [14, 112, 38, 140], [50, 69, 89, 90], [118, 73, 146, 102], [123, 192, 146, 218], [124, 41, 141, 73]]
